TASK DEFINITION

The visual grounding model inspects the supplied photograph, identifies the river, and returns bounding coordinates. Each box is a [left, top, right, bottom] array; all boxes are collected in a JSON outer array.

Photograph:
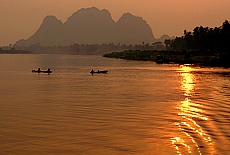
[[0, 54, 229, 154]]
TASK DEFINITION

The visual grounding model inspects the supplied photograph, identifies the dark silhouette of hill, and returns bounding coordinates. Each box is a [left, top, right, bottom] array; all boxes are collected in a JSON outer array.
[[157, 34, 175, 43], [15, 7, 159, 46], [115, 13, 155, 44], [63, 7, 116, 44]]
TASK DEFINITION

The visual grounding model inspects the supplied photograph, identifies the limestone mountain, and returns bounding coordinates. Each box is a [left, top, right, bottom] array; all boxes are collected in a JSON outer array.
[[15, 16, 63, 46], [15, 7, 156, 46], [63, 7, 116, 44], [116, 13, 156, 44], [157, 34, 175, 43]]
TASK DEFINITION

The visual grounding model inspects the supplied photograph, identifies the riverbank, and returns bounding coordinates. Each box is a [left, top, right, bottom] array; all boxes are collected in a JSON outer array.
[[103, 50, 230, 67], [0, 49, 33, 54]]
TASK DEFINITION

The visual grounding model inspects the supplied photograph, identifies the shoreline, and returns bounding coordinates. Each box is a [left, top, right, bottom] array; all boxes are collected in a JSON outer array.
[[0, 49, 33, 54], [103, 50, 230, 68]]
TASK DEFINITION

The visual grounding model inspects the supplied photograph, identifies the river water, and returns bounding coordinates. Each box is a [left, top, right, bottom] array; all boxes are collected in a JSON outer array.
[[0, 54, 229, 155]]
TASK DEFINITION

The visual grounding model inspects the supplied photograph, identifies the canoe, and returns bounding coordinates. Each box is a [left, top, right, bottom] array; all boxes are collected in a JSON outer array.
[[90, 70, 108, 74], [32, 70, 52, 73]]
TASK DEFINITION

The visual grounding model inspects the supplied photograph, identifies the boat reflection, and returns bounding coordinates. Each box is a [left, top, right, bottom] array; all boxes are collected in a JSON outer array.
[[171, 65, 212, 155]]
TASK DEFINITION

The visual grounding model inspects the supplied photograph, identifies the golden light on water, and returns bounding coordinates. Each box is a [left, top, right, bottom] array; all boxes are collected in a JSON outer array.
[[171, 65, 212, 154], [180, 65, 196, 97]]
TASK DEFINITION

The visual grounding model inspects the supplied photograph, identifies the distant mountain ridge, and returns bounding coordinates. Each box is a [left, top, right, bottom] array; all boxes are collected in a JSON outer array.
[[157, 34, 175, 43], [14, 7, 171, 46]]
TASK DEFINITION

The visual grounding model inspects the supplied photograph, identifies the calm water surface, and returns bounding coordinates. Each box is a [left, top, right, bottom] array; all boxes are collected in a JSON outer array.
[[0, 54, 229, 154]]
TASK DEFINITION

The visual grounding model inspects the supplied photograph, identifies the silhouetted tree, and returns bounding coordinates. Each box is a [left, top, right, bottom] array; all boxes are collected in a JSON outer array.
[[167, 20, 230, 53]]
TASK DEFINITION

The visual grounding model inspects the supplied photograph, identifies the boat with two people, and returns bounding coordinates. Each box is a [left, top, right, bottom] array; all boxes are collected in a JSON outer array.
[[90, 69, 108, 74], [32, 68, 52, 74]]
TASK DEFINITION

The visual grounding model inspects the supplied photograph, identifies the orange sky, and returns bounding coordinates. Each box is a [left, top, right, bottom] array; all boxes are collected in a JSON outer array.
[[1, 0, 230, 46]]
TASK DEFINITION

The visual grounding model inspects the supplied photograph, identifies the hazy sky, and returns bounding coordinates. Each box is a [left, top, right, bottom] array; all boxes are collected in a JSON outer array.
[[1, 0, 230, 46]]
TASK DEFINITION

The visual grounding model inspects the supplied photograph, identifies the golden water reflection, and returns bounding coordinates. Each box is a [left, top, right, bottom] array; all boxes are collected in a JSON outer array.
[[171, 65, 212, 154]]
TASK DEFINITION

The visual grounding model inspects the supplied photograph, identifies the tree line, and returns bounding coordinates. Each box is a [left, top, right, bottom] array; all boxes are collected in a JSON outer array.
[[11, 42, 165, 54], [165, 20, 230, 53]]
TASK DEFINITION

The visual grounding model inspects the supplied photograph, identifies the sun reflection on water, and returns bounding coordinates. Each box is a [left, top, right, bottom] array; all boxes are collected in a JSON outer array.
[[171, 65, 213, 154]]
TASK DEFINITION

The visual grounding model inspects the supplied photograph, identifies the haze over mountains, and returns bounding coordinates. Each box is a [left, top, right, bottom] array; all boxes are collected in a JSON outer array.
[[15, 7, 172, 47]]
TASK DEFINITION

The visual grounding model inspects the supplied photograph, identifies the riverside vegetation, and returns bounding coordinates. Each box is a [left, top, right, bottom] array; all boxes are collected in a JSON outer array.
[[104, 20, 230, 67], [0, 47, 32, 54]]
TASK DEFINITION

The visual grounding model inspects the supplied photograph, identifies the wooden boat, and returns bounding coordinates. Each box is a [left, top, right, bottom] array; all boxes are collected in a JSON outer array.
[[32, 69, 52, 73], [90, 70, 108, 74]]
